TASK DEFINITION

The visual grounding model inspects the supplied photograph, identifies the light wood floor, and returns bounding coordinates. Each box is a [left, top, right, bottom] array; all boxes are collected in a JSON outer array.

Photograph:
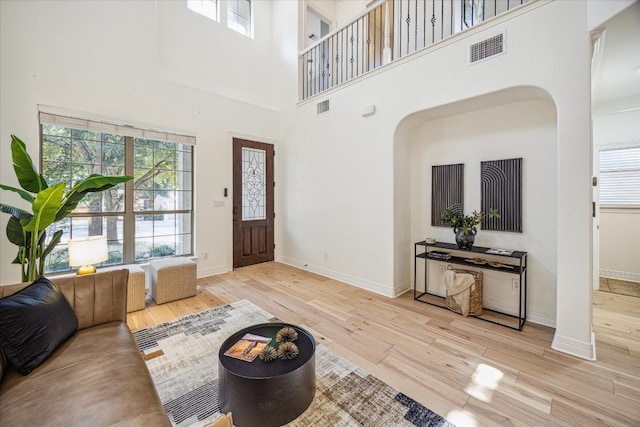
[[127, 262, 640, 427], [599, 277, 640, 298]]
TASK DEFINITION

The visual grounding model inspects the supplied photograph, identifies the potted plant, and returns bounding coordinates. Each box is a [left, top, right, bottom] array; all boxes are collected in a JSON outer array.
[[0, 135, 132, 281], [441, 206, 500, 249]]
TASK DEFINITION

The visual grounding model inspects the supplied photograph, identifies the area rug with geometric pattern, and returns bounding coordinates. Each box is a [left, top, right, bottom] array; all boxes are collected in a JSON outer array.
[[132, 300, 454, 427]]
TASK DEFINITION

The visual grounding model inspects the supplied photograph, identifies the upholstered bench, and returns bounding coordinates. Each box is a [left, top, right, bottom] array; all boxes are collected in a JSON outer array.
[[149, 258, 197, 304], [100, 264, 146, 312]]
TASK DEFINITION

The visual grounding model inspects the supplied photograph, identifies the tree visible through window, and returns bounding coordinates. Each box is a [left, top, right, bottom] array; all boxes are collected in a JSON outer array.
[[41, 120, 194, 273]]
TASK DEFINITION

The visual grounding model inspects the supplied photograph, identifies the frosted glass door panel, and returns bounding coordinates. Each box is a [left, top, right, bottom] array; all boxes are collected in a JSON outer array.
[[242, 147, 266, 221]]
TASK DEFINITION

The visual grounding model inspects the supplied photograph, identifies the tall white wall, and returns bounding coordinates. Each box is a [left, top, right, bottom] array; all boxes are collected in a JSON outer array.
[[281, 0, 595, 358], [155, 0, 277, 110], [0, 0, 280, 283]]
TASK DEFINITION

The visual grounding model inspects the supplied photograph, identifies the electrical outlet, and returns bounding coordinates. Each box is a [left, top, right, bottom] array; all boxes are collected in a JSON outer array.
[[202, 251, 208, 260], [324, 252, 328, 260], [512, 278, 520, 291], [439, 265, 446, 274]]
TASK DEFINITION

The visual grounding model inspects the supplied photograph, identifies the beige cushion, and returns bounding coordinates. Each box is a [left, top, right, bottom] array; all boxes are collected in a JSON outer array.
[[149, 258, 197, 304]]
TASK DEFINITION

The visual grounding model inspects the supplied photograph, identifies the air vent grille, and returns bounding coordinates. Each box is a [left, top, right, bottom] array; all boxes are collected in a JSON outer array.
[[317, 99, 330, 114], [470, 33, 504, 63]]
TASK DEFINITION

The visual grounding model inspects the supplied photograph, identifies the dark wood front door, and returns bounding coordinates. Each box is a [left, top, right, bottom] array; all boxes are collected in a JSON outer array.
[[233, 138, 274, 268]]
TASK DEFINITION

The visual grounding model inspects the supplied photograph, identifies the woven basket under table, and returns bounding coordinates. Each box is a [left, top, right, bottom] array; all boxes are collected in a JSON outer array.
[[446, 269, 483, 316]]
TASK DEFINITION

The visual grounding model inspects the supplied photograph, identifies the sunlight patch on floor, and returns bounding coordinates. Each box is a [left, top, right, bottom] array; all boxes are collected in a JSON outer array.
[[446, 410, 478, 427], [464, 363, 504, 402]]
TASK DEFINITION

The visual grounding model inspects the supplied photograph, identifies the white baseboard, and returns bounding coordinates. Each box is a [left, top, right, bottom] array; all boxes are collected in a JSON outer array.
[[482, 297, 556, 328], [394, 282, 412, 297], [551, 331, 596, 361], [599, 269, 640, 283], [483, 297, 518, 317], [526, 312, 556, 328], [197, 264, 229, 278], [280, 256, 401, 297]]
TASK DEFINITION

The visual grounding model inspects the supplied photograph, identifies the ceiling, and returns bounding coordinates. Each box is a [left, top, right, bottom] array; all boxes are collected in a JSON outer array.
[[592, 1, 640, 115]]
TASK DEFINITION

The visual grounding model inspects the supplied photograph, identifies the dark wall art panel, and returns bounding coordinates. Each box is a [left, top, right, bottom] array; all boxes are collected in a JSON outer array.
[[481, 158, 522, 232], [432, 164, 464, 227]]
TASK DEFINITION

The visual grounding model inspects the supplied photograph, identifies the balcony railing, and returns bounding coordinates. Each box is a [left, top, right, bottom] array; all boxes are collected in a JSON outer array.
[[300, 0, 531, 100]]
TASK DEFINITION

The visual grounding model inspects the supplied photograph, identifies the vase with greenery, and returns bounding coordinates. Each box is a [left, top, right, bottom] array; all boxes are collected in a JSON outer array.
[[441, 206, 500, 249], [0, 135, 132, 282]]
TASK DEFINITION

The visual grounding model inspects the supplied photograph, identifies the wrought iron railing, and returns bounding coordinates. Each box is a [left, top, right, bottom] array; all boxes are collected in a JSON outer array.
[[300, 0, 531, 100]]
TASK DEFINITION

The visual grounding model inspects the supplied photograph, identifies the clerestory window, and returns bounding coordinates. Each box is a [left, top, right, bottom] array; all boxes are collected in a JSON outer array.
[[39, 112, 194, 273], [188, 0, 218, 21], [227, 0, 252, 38]]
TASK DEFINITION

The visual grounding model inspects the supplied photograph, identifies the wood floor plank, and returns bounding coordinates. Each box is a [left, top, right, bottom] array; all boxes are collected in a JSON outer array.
[[462, 393, 568, 427], [126, 263, 640, 426], [520, 371, 640, 424], [550, 394, 639, 427], [379, 353, 470, 414], [614, 380, 640, 403], [448, 317, 548, 356]]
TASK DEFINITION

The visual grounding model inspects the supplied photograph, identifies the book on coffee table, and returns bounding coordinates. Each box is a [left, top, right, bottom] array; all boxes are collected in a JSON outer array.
[[224, 333, 272, 362]]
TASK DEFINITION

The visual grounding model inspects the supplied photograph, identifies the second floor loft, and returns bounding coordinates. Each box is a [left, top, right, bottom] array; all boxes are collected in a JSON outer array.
[[300, 0, 532, 100]]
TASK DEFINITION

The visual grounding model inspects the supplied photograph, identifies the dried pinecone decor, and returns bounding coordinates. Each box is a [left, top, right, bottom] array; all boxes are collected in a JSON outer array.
[[277, 341, 299, 360], [259, 345, 278, 362], [276, 326, 298, 343]]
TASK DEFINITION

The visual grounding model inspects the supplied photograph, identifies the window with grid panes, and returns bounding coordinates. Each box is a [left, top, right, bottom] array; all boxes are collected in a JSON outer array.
[[227, 0, 252, 37], [40, 116, 194, 273]]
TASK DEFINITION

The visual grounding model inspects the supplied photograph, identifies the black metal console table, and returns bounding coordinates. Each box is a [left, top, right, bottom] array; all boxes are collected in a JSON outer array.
[[414, 241, 527, 330]]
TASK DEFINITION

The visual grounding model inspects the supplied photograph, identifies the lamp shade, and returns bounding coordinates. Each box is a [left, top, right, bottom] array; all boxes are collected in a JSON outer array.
[[68, 235, 108, 267]]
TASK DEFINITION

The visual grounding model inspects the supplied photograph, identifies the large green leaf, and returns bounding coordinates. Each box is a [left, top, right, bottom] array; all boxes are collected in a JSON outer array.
[[10, 135, 48, 194], [11, 247, 25, 265], [70, 174, 132, 194], [56, 174, 132, 220], [6, 215, 26, 246], [42, 230, 63, 258], [0, 184, 35, 204], [23, 183, 66, 233], [0, 204, 32, 220]]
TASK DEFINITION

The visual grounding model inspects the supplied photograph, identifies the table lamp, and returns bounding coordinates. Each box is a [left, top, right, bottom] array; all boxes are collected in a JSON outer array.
[[68, 235, 108, 275]]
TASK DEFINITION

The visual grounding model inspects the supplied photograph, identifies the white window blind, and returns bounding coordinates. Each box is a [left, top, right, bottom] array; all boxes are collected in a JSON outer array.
[[39, 112, 196, 146], [599, 146, 640, 206]]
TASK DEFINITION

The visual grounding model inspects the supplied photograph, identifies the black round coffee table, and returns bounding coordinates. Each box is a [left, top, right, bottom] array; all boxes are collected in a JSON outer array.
[[218, 323, 316, 427]]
